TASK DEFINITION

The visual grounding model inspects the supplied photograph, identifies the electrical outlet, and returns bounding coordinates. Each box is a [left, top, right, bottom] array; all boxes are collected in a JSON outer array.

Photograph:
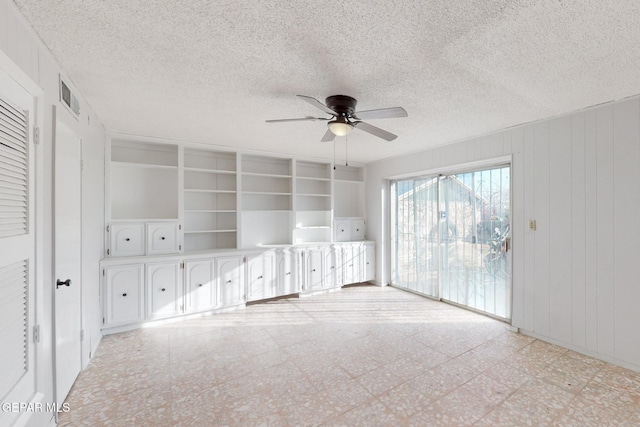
[[528, 220, 536, 231]]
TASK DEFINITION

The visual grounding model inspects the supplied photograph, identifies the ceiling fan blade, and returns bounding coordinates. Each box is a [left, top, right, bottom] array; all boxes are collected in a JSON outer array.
[[353, 121, 398, 141], [353, 107, 408, 120], [321, 128, 335, 142], [297, 95, 337, 116], [265, 117, 328, 123]]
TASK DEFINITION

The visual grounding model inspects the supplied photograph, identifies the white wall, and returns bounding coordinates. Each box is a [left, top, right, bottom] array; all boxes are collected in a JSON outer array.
[[0, 0, 106, 422], [366, 96, 640, 371]]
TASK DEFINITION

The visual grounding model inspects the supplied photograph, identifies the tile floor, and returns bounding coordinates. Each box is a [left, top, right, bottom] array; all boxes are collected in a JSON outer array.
[[59, 285, 640, 426]]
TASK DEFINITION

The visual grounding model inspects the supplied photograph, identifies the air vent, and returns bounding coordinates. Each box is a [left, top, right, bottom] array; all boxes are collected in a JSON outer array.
[[59, 76, 80, 117]]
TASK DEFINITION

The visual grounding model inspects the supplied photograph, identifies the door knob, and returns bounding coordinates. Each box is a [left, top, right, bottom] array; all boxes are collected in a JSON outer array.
[[56, 279, 71, 289]]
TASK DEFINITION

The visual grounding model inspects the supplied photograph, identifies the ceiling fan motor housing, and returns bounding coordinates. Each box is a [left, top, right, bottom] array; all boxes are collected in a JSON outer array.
[[325, 95, 357, 117]]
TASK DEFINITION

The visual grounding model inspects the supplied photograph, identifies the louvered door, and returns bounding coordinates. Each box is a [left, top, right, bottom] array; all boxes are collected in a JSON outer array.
[[0, 75, 36, 426]]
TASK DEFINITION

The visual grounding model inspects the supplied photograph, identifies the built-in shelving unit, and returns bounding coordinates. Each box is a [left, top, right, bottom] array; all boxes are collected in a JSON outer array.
[[110, 140, 179, 220], [294, 161, 332, 243], [333, 164, 365, 217], [106, 137, 366, 253], [183, 149, 237, 252], [240, 155, 293, 247]]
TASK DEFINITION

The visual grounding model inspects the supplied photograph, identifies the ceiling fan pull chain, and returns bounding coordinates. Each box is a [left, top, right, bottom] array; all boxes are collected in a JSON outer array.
[[333, 139, 336, 170], [345, 134, 349, 167]]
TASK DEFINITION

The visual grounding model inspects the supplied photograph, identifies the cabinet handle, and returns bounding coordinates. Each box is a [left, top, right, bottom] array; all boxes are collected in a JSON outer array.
[[161, 236, 166, 240], [258, 275, 263, 279], [198, 284, 203, 287], [161, 288, 166, 292], [356, 228, 360, 231], [349, 265, 353, 267], [341, 229, 345, 232], [226, 280, 232, 283], [312, 269, 316, 272], [122, 293, 127, 297], [330, 266, 335, 269], [286, 272, 291, 275], [125, 238, 130, 241], [367, 262, 370, 265]]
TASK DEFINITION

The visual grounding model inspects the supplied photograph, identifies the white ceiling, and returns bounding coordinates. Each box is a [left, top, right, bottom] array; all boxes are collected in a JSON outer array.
[[13, 0, 640, 164]]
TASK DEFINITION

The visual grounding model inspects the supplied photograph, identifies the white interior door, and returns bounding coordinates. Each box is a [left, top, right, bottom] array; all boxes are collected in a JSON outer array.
[[54, 115, 82, 404]]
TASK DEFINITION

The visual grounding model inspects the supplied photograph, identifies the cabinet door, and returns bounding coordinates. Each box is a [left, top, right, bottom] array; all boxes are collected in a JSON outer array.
[[104, 264, 144, 326], [246, 252, 277, 302], [343, 244, 362, 285], [217, 256, 245, 307], [147, 222, 180, 255], [324, 246, 338, 289], [109, 223, 145, 257], [146, 262, 182, 319], [334, 220, 351, 242], [185, 260, 215, 312], [278, 249, 299, 295], [350, 219, 365, 240], [364, 243, 375, 282], [305, 248, 324, 291]]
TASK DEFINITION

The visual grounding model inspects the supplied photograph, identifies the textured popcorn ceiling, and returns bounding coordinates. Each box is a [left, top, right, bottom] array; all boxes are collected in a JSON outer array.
[[14, 0, 640, 163]]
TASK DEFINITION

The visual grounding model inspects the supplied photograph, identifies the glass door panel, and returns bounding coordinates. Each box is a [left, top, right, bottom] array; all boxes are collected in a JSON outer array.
[[439, 166, 511, 319], [392, 177, 439, 298]]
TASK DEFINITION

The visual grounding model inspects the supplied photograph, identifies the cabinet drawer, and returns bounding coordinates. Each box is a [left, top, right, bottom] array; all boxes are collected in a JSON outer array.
[[109, 223, 145, 257], [147, 223, 180, 255]]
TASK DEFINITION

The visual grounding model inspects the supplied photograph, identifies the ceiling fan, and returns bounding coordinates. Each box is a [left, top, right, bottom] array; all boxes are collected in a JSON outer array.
[[266, 95, 408, 142]]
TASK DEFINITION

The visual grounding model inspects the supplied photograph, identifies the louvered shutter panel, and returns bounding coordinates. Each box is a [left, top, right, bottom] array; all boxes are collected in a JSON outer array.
[[0, 97, 29, 238], [0, 94, 29, 401], [0, 260, 28, 399]]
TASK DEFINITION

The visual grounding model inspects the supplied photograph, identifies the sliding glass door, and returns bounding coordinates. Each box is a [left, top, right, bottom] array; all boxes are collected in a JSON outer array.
[[391, 165, 511, 320]]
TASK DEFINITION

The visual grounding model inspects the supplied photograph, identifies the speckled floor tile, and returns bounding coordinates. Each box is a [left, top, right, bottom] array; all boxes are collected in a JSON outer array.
[[58, 285, 640, 426]]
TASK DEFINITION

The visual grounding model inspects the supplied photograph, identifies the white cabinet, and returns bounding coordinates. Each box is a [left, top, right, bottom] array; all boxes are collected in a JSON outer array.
[[364, 242, 375, 282], [324, 245, 340, 289], [217, 255, 245, 307], [350, 219, 365, 240], [277, 248, 299, 295], [108, 223, 145, 257], [104, 264, 144, 326], [184, 260, 215, 313], [146, 262, 182, 319], [147, 222, 180, 255], [342, 243, 364, 285], [246, 251, 277, 302], [304, 247, 325, 291], [334, 217, 365, 242]]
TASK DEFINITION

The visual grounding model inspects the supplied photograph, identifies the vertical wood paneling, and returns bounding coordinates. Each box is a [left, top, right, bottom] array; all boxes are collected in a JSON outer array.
[[596, 105, 615, 357], [613, 99, 640, 365], [534, 122, 550, 336], [548, 117, 573, 343], [571, 112, 587, 348], [511, 128, 524, 328], [522, 126, 536, 331], [584, 109, 598, 352], [490, 133, 505, 158]]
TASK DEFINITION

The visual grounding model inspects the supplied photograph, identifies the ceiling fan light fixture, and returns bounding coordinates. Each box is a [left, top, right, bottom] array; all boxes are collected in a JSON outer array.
[[328, 118, 353, 136]]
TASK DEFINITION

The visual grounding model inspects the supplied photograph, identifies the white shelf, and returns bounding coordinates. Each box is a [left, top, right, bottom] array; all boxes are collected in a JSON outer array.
[[297, 176, 331, 182], [297, 193, 330, 197], [184, 189, 236, 194], [334, 178, 364, 183], [243, 191, 292, 196], [184, 209, 236, 213], [184, 167, 236, 174], [111, 161, 178, 170], [184, 229, 237, 234], [296, 226, 331, 230], [242, 172, 292, 179]]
